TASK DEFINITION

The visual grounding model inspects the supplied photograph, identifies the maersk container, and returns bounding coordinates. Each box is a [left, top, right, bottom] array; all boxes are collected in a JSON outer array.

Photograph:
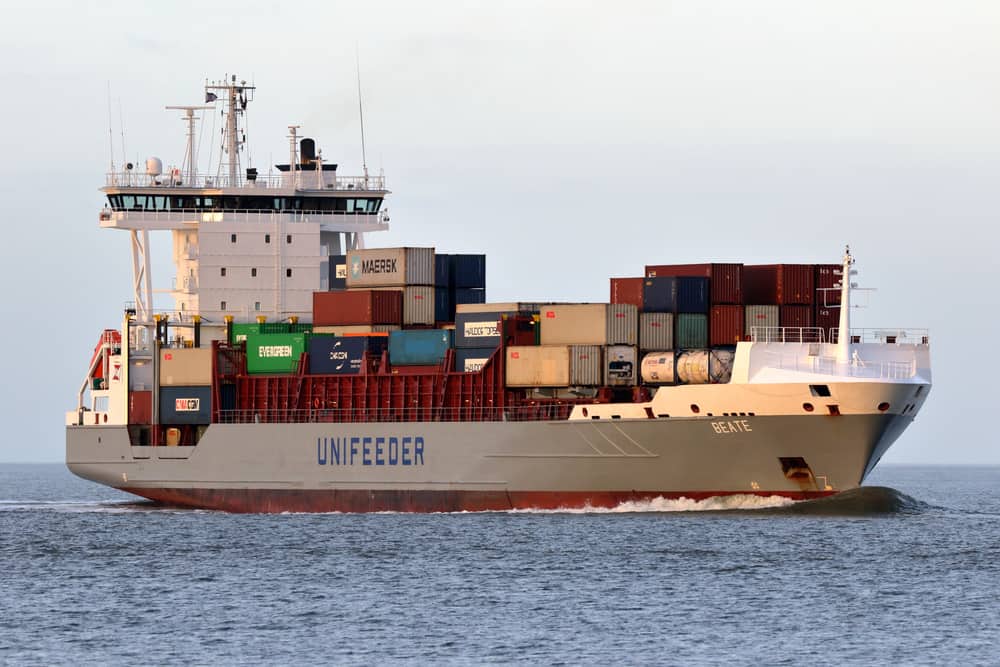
[[639, 312, 674, 351], [454, 311, 509, 349], [245, 333, 306, 374], [308, 336, 366, 375], [677, 277, 710, 313], [644, 263, 744, 305], [675, 313, 708, 349], [642, 277, 678, 313], [506, 345, 569, 387], [780, 304, 814, 329], [606, 304, 638, 345], [345, 247, 435, 288], [389, 329, 452, 366], [640, 352, 676, 385], [159, 385, 212, 425], [313, 290, 402, 326], [610, 277, 644, 309], [329, 254, 348, 290], [538, 304, 607, 346], [455, 346, 498, 373], [710, 305, 744, 347], [159, 348, 213, 386], [569, 345, 603, 386], [604, 345, 638, 387], [745, 305, 779, 339], [815, 263, 842, 306], [451, 254, 486, 289]]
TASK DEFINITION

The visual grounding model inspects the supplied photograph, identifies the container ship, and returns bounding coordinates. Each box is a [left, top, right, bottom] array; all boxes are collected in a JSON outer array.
[[66, 76, 932, 512]]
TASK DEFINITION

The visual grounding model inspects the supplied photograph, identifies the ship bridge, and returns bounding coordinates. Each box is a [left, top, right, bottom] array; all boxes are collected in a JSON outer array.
[[98, 75, 389, 330]]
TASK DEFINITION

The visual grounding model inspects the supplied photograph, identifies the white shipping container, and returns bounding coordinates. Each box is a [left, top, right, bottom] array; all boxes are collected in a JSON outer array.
[[346, 247, 435, 287], [569, 345, 603, 386], [159, 348, 213, 386], [639, 312, 674, 351], [538, 304, 607, 346], [374, 286, 435, 326], [641, 351, 677, 385], [607, 304, 638, 345], [745, 305, 779, 339], [506, 346, 570, 387], [604, 345, 638, 386]]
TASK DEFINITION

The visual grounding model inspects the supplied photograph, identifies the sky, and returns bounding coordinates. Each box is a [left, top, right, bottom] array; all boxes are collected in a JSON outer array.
[[0, 0, 997, 463]]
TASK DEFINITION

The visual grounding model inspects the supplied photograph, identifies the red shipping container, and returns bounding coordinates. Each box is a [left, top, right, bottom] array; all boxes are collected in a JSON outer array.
[[779, 305, 814, 328], [129, 390, 152, 425], [815, 306, 840, 342], [313, 290, 402, 326], [644, 263, 743, 304], [610, 277, 644, 309], [814, 264, 842, 306], [709, 305, 744, 346], [743, 265, 778, 304]]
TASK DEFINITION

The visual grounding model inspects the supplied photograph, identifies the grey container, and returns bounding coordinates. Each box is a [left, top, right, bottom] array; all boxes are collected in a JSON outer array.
[[745, 305, 779, 339], [639, 312, 674, 351], [569, 345, 603, 386], [607, 304, 638, 345], [401, 286, 435, 326], [605, 345, 638, 386], [346, 247, 436, 287]]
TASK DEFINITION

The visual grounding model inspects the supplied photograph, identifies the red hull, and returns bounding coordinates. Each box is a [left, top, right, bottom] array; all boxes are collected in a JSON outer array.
[[122, 487, 837, 513]]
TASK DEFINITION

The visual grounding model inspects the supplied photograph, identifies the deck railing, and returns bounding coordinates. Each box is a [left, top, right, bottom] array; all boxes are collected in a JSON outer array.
[[762, 352, 917, 379], [215, 404, 582, 424], [105, 171, 386, 191]]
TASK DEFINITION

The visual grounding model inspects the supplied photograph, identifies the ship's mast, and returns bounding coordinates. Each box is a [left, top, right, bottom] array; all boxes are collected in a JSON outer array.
[[205, 75, 255, 186], [836, 245, 855, 363], [164, 105, 212, 184]]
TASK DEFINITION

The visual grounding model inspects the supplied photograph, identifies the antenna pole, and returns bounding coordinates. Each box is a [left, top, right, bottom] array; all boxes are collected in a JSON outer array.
[[166, 106, 213, 184], [356, 46, 369, 186], [836, 245, 855, 363], [107, 83, 115, 181]]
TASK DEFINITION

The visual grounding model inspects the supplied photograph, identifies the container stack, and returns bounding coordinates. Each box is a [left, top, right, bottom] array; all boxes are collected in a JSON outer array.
[[743, 264, 816, 336], [452, 302, 531, 372], [433, 254, 486, 324], [158, 347, 213, 423]]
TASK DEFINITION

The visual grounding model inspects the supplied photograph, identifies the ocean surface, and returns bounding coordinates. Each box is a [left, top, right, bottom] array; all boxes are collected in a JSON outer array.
[[1, 464, 998, 666]]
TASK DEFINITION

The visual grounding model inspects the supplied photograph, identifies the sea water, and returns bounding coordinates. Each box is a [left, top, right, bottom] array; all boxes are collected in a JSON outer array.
[[1, 464, 998, 665]]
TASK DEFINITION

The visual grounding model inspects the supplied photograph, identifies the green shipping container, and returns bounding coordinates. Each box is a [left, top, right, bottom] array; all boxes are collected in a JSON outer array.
[[245, 333, 306, 374], [230, 323, 261, 344], [675, 313, 708, 349]]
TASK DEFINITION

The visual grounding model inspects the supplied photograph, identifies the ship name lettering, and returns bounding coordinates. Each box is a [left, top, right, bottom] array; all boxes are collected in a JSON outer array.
[[316, 436, 425, 466], [711, 420, 752, 434]]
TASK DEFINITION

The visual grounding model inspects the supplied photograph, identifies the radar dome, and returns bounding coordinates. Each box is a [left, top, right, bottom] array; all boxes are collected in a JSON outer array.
[[146, 157, 163, 177]]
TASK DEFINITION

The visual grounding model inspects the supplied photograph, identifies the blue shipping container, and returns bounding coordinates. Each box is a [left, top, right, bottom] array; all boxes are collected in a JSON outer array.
[[454, 310, 512, 349], [643, 277, 678, 313], [389, 329, 453, 366], [455, 346, 498, 372], [451, 255, 486, 289], [435, 254, 452, 288], [454, 288, 486, 307], [159, 386, 212, 425], [677, 277, 709, 313], [435, 287, 453, 323], [328, 254, 347, 290], [309, 336, 366, 375]]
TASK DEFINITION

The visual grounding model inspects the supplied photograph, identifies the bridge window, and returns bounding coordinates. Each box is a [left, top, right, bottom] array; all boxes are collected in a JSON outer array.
[[220, 301, 227, 310], [254, 301, 261, 311], [230, 234, 237, 243]]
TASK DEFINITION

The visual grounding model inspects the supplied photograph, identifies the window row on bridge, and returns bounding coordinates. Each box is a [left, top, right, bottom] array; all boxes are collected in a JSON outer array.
[[106, 194, 383, 214]]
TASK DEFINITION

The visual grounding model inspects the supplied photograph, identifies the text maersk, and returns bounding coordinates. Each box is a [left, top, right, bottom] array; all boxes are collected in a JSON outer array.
[[360, 258, 398, 275], [316, 436, 425, 466]]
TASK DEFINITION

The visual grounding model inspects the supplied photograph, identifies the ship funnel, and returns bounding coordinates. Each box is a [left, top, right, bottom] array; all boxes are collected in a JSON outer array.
[[146, 157, 163, 177], [300, 138, 316, 165]]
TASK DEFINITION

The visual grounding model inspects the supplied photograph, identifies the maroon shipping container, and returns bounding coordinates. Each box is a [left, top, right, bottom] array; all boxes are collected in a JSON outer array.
[[745, 264, 814, 305], [644, 263, 743, 304], [129, 390, 152, 424], [743, 265, 778, 304], [815, 306, 840, 342], [709, 305, 744, 346], [779, 305, 814, 328], [610, 277, 644, 309], [814, 264, 842, 306], [313, 290, 402, 326]]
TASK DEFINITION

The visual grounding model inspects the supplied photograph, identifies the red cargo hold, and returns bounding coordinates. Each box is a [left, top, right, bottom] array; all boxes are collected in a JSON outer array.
[[814, 264, 842, 306], [610, 277, 644, 309], [709, 305, 744, 346], [643, 263, 743, 304], [779, 305, 814, 328], [313, 290, 403, 326]]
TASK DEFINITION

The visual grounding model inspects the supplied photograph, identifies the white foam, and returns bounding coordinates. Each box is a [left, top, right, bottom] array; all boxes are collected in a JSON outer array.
[[511, 494, 797, 514]]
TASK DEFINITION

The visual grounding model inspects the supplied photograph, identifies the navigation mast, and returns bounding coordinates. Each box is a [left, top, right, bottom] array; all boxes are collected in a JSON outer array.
[[205, 75, 255, 186], [164, 105, 212, 185]]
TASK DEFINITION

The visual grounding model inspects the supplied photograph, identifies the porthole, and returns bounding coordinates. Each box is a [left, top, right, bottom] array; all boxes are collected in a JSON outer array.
[[878, 402, 890, 412], [582, 407, 588, 417], [803, 402, 814, 412], [690, 404, 700, 414]]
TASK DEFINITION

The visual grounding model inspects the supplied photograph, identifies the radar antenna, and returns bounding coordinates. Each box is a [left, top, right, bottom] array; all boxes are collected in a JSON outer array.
[[205, 75, 255, 186]]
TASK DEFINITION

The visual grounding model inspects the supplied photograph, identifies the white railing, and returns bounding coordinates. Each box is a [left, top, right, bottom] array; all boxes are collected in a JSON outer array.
[[99, 209, 389, 226], [751, 327, 825, 343], [105, 171, 385, 191], [763, 352, 917, 380], [828, 328, 930, 345]]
